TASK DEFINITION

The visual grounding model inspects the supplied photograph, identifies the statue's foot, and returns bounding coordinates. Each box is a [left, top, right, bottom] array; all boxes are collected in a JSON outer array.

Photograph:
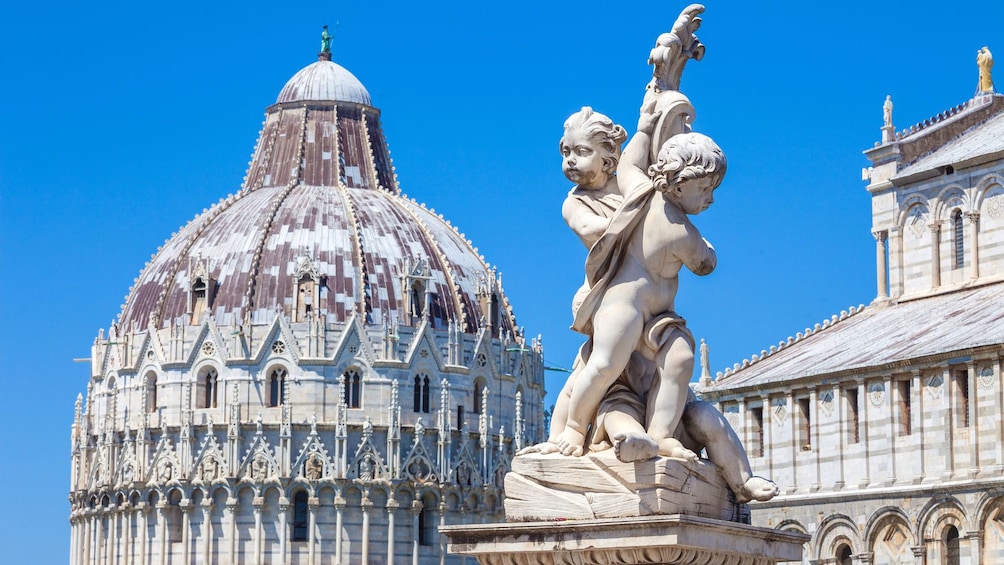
[[517, 441, 561, 456], [656, 437, 699, 461], [735, 476, 779, 503], [554, 428, 586, 457], [612, 431, 659, 462]]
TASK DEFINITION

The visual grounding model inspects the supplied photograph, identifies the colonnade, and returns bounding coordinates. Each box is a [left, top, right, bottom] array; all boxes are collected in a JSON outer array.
[[69, 491, 491, 565]]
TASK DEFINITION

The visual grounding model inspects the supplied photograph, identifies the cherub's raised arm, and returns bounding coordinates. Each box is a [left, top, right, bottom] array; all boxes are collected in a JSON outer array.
[[617, 104, 661, 193]]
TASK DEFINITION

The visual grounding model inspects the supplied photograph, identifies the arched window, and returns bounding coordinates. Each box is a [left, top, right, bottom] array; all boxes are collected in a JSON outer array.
[[200, 369, 218, 409], [953, 209, 965, 269], [836, 544, 852, 565], [490, 293, 500, 337], [473, 379, 485, 414], [191, 278, 207, 325], [414, 373, 431, 413], [295, 276, 316, 322], [343, 369, 361, 408], [269, 368, 287, 407], [291, 491, 309, 542], [145, 372, 158, 414], [945, 525, 960, 565]]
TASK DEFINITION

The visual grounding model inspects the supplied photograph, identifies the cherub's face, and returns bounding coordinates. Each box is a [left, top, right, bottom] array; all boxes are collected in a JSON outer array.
[[674, 176, 718, 215], [560, 130, 608, 190]]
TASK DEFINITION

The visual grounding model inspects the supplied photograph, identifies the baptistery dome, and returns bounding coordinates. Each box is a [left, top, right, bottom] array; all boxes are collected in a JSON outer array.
[[69, 50, 545, 565]]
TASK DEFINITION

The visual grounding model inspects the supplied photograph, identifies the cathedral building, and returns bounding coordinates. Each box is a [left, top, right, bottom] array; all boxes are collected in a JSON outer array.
[[68, 48, 545, 565], [699, 81, 1004, 563]]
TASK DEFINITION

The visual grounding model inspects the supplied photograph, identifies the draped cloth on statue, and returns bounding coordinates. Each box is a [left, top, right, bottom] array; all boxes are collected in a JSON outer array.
[[572, 179, 657, 336]]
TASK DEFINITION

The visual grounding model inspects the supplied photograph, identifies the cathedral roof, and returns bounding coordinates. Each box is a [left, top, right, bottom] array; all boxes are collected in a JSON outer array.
[[117, 57, 515, 335], [706, 282, 1004, 391], [894, 106, 1004, 181]]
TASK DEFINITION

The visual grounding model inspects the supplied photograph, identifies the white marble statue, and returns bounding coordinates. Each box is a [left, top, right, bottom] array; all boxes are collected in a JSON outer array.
[[518, 3, 777, 507]]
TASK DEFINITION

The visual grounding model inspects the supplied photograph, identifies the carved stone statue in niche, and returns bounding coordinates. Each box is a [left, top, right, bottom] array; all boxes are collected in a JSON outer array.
[[251, 453, 269, 481], [305, 452, 324, 481], [358, 454, 374, 481], [199, 458, 220, 482], [515, 4, 777, 516], [157, 460, 174, 482]]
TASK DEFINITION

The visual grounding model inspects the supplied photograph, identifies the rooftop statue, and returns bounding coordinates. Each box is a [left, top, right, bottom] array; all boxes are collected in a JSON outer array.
[[883, 95, 893, 128], [978, 46, 994, 93], [321, 25, 332, 54], [509, 5, 777, 521]]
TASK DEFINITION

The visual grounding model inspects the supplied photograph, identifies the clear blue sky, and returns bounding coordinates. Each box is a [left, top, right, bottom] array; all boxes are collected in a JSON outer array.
[[2, 0, 1001, 562]]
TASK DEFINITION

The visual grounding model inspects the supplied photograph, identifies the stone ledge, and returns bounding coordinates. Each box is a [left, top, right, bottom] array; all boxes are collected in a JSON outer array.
[[443, 514, 808, 565], [504, 451, 746, 522]]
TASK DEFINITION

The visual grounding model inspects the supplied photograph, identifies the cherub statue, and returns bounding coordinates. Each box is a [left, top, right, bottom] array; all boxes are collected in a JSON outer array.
[[978, 46, 994, 93]]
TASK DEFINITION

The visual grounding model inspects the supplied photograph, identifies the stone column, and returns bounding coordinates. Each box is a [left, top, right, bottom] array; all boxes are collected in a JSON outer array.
[[252, 497, 264, 565], [278, 498, 289, 565], [438, 501, 448, 565], [874, 230, 889, 299], [387, 500, 399, 565], [83, 510, 91, 565], [929, 223, 941, 288], [968, 212, 981, 279], [180, 500, 191, 565], [69, 514, 77, 565], [912, 370, 925, 483], [96, 509, 105, 565], [911, 545, 926, 565], [810, 388, 820, 491], [361, 497, 372, 564], [858, 379, 870, 488], [411, 501, 422, 565], [109, 506, 118, 565], [889, 227, 903, 298], [858, 552, 874, 564], [967, 530, 982, 564], [761, 395, 773, 478], [226, 499, 237, 565], [309, 497, 321, 565], [885, 375, 896, 485], [137, 503, 148, 565], [200, 500, 212, 565], [967, 361, 980, 475], [123, 508, 132, 565], [333, 497, 344, 565], [156, 502, 167, 565]]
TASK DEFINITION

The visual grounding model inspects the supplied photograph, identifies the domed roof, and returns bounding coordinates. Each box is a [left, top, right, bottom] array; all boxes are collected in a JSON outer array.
[[276, 60, 372, 106], [118, 60, 516, 337]]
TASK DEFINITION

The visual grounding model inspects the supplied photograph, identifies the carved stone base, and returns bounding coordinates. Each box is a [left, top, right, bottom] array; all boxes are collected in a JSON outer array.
[[504, 451, 747, 523], [442, 515, 808, 565]]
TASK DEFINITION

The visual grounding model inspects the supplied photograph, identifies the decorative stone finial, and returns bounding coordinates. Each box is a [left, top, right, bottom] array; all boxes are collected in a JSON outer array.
[[881, 95, 895, 143], [977, 46, 994, 94]]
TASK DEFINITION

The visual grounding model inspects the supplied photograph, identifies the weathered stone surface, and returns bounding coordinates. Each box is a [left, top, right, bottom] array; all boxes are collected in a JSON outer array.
[[504, 451, 745, 522], [442, 514, 809, 565]]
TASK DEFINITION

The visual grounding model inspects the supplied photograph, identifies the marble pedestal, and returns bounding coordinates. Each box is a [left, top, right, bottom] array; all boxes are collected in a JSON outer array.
[[442, 514, 808, 565]]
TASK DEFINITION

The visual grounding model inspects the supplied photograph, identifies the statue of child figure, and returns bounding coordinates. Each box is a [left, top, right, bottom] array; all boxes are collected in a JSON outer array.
[[552, 100, 722, 462], [532, 105, 777, 503]]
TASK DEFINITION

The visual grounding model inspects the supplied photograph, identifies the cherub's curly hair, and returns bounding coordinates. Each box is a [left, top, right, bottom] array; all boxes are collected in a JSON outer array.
[[649, 132, 726, 192], [561, 107, 628, 174]]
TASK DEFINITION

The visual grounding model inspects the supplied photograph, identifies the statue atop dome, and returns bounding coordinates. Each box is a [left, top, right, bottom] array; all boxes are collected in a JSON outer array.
[[319, 25, 333, 61]]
